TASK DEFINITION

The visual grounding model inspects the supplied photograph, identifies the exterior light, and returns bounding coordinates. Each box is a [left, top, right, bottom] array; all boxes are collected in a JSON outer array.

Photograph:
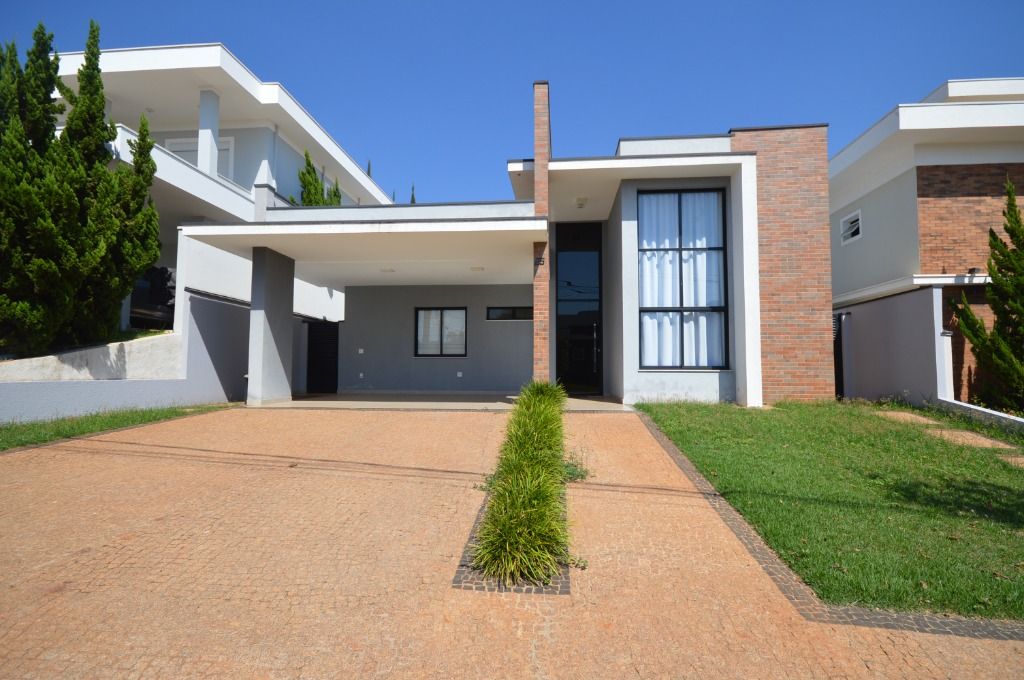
[[967, 267, 980, 275]]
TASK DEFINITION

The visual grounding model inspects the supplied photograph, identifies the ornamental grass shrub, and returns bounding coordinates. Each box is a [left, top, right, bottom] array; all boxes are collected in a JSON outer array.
[[472, 381, 570, 585]]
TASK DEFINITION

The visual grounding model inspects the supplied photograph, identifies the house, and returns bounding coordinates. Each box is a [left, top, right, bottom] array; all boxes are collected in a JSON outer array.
[[56, 43, 389, 330], [0, 45, 837, 421], [830, 78, 1024, 405]]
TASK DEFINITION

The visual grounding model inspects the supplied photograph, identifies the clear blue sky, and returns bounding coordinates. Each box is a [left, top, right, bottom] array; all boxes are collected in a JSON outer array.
[[6, 0, 1021, 203]]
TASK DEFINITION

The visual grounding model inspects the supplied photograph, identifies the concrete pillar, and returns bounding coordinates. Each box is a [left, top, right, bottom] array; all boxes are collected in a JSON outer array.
[[198, 89, 220, 177], [247, 247, 295, 406]]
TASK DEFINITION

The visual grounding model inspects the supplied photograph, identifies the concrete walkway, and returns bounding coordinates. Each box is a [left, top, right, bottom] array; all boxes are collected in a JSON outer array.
[[0, 409, 1020, 678], [259, 392, 633, 412]]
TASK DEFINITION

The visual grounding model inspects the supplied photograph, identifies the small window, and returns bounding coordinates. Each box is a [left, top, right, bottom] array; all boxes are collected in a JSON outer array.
[[486, 306, 533, 321], [840, 210, 862, 245], [415, 308, 467, 357]]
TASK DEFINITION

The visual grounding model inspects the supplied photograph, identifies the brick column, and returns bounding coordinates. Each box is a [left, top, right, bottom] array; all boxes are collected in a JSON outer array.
[[730, 125, 833, 403], [533, 241, 551, 381], [532, 81, 552, 382]]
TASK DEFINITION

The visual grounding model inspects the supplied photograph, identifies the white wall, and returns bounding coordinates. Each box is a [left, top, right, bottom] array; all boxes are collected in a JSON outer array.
[[830, 169, 921, 297], [0, 333, 182, 382]]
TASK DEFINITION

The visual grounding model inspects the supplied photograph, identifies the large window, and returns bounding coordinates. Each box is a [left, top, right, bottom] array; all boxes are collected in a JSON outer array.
[[638, 190, 727, 369], [415, 308, 467, 357]]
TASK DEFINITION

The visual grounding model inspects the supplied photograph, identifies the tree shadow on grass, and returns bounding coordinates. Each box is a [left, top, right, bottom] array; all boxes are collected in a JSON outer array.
[[887, 477, 1024, 528]]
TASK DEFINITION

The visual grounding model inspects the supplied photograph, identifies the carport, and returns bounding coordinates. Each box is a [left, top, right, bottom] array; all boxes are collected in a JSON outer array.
[[177, 205, 549, 405]]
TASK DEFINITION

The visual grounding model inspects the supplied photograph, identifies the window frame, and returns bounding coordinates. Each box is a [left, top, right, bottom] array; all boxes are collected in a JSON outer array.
[[414, 307, 468, 358], [486, 306, 533, 321], [839, 209, 862, 246], [637, 188, 730, 370]]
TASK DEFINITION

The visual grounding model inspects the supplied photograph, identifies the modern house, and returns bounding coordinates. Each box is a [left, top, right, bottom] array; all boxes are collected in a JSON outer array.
[[57, 43, 389, 329], [830, 78, 1024, 405], [0, 44, 838, 421]]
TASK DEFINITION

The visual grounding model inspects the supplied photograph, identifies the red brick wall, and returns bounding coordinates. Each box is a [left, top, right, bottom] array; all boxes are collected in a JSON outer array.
[[532, 241, 551, 381], [917, 163, 1024, 275], [730, 126, 835, 403], [532, 82, 552, 381], [941, 285, 996, 402]]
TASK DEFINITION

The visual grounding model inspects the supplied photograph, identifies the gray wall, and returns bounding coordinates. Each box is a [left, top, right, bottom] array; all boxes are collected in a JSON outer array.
[[339, 285, 532, 392], [247, 248, 295, 404], [0, 293, 249, 423], [836, 287, 940, 404], [831, 169, 921, 296]]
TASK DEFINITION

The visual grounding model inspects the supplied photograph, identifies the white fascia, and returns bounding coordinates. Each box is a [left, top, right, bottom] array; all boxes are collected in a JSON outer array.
[[180, 217, 548, 239], [60, 43, 390, 206], [833, 273, 992, 308]]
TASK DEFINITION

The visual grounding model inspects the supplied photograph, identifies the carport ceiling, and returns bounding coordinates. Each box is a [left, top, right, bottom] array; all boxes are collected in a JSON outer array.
[[189, 227, 542, 287]]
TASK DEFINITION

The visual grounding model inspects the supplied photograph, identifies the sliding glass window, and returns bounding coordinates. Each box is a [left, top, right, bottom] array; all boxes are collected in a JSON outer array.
[[638, 190, 727, 369]]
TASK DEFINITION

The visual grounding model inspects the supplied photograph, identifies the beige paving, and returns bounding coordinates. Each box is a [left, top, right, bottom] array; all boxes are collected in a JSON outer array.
[[0, 409, 1021, 678]]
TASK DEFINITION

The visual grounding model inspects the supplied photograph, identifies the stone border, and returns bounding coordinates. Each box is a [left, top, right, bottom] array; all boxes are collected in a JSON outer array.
[[637, 411, 1024, 641], [451, 494, 571, 596]]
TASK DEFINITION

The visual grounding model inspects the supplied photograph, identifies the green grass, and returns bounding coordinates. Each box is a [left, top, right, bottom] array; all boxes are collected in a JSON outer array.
[[0, 404, 227, 452], [638, 400, 1024, 620], [472, 381, 571, 585]]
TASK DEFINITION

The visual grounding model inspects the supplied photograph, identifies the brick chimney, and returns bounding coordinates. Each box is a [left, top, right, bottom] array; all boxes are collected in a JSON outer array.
[[532, 81, 551, 381], [533, 81, 550, 216]]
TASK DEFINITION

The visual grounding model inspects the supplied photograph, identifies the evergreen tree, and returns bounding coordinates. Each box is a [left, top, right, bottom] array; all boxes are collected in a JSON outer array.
[[410, 183, 416, 204], [953, 179, 1024, 412], [0, 21, 160, 354], [297, 150, 341, 206], [366, 158, 371, 178]]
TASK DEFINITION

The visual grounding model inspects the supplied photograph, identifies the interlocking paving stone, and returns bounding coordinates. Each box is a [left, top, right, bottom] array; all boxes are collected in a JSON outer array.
[[0, 408, 1021, 678]]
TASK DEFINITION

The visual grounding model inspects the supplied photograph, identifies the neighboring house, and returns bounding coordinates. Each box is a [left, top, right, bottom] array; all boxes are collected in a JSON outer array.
[[830, 78, 1024, 405], [56, 43, 389, 328], [0, 48, 838, 421]]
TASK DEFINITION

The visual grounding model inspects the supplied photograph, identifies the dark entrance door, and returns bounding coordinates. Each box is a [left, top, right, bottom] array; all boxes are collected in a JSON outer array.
[[555, 223, 602, 395], [306, 321, 339, 394]]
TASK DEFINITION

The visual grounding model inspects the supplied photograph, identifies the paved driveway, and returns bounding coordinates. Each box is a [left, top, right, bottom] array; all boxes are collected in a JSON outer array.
[[1, 409, 1021, 678]]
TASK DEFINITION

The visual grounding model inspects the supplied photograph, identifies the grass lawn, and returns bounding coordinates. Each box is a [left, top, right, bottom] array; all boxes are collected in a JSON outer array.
[[638, 400, 1024, 620], [0, 404, 227, 452]]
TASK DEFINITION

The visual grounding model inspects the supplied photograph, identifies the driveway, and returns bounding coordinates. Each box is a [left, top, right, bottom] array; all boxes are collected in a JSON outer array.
[[0, 408, 1021, 678]]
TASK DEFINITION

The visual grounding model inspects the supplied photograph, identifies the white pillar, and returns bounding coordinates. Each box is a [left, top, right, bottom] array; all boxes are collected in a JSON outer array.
[[732, 159, 763, 407], [198, 89, 219, 177], [247, 247, 295, 406]]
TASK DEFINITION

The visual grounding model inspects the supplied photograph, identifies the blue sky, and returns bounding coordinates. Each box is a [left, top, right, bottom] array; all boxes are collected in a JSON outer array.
[[6, 0, 1022, 203]]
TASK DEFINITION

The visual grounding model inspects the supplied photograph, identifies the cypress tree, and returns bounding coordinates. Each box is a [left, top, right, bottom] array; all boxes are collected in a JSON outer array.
[[299, 150, 325, 205], [953, 179, 1024, 412], [410, 183, 416, 204], [0, 21, 160, 354], [366, 158, 371, 178], [326, 178, 342, 206]]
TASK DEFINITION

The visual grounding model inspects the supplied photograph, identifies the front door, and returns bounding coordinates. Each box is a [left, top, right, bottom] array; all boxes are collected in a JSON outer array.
[[306, 321, 339, 394], [555, 223, 602, 395]]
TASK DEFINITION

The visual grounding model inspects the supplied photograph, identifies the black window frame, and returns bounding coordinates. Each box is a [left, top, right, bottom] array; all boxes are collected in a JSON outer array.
[[414, 307, 468, 357], [486, 306, 533, 321], [637, 188, 729, 370]]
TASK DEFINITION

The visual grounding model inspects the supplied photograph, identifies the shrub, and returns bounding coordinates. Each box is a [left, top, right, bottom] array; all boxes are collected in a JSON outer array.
[[472, 381, 571, 585]]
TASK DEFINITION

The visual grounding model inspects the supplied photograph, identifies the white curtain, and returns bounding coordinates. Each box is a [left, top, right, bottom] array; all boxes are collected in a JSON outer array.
[[682, 192, 722, 248], [639, 251, 679, 307], [417, 310, 441, 354], [681, 251, 724, 307], [638, 194, 679, 248], [642, 312, 681, 367], [683, 312, 724, 367], [442, 309, 466, 355]]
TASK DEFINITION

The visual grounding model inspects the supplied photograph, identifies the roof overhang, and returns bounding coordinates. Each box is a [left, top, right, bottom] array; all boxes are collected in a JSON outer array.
[[180, 217, 548, 288], [547, 153, 756, 221], [833, 273, 992, 308], [58, 43, 390, 206], [830, 98, 1024, 211]]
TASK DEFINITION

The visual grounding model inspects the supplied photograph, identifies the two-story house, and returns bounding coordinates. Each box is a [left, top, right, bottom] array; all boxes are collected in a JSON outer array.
[[830, 78, 1024, 405]]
